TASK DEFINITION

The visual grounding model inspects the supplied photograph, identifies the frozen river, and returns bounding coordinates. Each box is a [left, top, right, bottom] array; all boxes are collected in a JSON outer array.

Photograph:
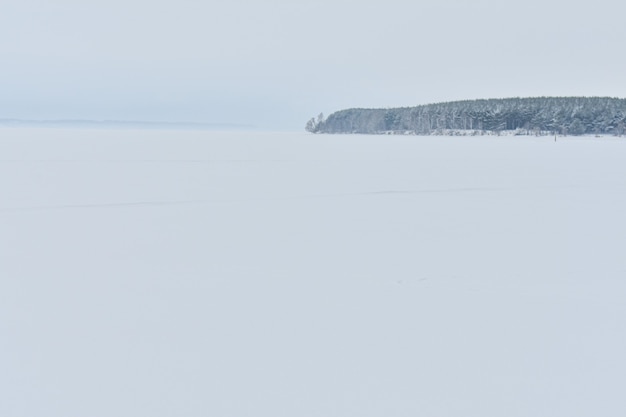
[[1, 128, 625, 417]]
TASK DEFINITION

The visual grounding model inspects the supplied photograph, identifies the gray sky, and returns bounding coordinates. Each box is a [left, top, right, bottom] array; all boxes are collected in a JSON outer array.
[[2, 0, 625, 129]]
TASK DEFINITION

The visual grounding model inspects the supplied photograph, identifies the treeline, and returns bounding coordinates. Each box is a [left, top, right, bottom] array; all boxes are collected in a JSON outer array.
[[306, 97, 626, 136]]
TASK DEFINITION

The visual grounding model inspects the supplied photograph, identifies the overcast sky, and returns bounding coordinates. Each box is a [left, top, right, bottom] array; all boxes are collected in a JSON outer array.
[[2, 0, 625, 129]]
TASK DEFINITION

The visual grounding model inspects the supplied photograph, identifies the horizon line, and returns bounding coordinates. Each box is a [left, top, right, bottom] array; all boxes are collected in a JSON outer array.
[[0, 118, 257, 130]]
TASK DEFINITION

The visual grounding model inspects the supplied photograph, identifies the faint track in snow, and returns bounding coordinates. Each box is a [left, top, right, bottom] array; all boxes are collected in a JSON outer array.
[[8, 183, 618, 214], [0, 186, 515, 213], [352, 187, 508, 196], [0, 199, 215, 212]]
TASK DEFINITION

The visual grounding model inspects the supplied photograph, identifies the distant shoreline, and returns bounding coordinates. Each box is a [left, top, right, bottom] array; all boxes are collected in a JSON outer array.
[[0, 119, 256, 131]]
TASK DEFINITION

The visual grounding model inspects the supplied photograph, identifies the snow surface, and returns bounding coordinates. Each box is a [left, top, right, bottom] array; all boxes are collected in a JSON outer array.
[[1, 128, 625, 417]]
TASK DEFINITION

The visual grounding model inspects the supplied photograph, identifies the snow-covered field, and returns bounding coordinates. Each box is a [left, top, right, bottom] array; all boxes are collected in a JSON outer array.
[[1, 128, 625, 417]]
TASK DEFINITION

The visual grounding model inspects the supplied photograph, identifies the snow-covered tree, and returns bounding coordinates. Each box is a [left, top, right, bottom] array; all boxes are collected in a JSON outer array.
[[305, 113, 325, 133]]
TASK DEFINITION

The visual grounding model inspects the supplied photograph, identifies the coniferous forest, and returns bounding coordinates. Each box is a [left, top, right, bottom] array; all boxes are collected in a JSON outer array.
[[306, 97, 626, 136]]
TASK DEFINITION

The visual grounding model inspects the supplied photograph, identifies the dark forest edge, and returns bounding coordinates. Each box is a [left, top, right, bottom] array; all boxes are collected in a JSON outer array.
[[306, 97, 626, 136]]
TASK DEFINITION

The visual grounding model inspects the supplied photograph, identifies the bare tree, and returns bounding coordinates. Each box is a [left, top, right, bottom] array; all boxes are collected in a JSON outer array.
[[305, 113, 325, 133]]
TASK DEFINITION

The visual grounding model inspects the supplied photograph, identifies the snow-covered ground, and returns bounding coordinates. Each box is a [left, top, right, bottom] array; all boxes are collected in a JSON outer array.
[[1, 128, 625, 417]]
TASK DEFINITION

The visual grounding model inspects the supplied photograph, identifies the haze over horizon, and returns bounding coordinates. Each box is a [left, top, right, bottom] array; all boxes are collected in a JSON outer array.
[[3, 0, 626, 129]]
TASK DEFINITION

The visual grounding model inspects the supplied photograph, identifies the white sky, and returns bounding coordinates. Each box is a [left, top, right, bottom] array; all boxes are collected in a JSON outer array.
[[2, 0, 626, 129]]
